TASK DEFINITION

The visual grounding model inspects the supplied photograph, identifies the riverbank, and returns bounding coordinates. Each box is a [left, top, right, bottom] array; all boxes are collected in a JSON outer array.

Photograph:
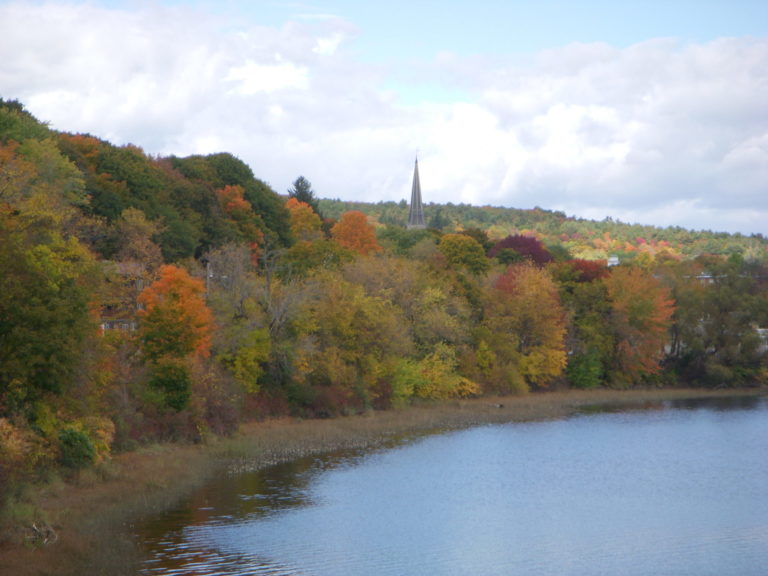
[[1, 387, 764, 576]]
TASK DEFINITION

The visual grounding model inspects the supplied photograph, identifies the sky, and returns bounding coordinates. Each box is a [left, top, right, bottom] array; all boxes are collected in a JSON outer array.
[[1, 0, 767, 235]]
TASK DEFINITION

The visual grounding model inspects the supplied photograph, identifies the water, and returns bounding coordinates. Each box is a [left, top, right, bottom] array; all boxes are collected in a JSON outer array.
[[137, 396, 768, 575]]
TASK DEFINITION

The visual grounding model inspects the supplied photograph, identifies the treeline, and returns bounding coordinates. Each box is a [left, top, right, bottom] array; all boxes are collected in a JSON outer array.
[[1, 99, 767, 494], [319, 199, 768, 262]]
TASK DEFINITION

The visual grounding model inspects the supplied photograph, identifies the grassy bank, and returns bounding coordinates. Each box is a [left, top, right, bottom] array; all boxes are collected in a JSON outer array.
[[1, 387, 764, 575]]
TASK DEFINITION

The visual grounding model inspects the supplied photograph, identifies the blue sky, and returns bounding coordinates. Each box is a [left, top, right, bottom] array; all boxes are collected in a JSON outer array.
[[219, 0, 768, 59], [1, 0, 767, 235]]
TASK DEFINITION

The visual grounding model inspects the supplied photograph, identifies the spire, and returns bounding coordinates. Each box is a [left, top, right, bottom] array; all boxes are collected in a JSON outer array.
[[407, 157, 426, 229]]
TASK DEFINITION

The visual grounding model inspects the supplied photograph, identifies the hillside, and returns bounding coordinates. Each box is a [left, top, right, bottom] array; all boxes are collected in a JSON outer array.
[[319, 198, 768, 263], [2, 97, 768, 538]]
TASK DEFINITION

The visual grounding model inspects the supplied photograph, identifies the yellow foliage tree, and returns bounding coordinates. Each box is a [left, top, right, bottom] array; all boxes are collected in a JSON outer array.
[[485, 263, 567, 389], [286, 197, 323, 242]]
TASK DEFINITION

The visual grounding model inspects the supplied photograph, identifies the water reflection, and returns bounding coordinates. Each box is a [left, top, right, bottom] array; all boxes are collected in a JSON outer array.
[[137, 395, 768, 576], [577, 393, 766, 415], [666, 394, 765, 411]]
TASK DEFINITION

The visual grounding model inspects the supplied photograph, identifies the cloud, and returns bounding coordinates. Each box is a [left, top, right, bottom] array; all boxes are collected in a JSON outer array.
[[1, 2, 766, 234], [225, 58, 309, 94]]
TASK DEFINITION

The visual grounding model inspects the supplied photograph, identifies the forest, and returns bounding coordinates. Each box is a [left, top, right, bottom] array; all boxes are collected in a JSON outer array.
[[1, 97, 767, 489]]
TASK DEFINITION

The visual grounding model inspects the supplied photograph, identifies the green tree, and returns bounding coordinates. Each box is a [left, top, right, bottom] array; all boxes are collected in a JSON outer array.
[[0, 99, 52, 143], [288, 176, 322, 216], [0, 216, 98, 416], [665, 256, 767, 387], [439, 234, 490, 276], [563, 281, 613, 388]]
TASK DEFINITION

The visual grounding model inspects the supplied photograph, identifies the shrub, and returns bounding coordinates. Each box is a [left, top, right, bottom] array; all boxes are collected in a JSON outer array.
[[566, 349, 605, 389], [58, 427, 95, 470], [149, 361, 192, 412]]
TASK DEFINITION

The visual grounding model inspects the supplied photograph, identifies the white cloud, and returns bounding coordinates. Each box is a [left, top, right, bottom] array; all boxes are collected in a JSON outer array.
[[313, 33, 345, 55], [225, 58, 309, 94], [1, 2, 766, 235]]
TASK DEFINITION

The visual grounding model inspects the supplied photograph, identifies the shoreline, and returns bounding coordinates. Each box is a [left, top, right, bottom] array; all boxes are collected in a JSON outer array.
[[2, 387, 765, 575]]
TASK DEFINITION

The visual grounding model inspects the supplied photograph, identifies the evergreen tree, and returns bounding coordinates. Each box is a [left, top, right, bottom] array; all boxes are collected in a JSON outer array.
[[288, 176, 322, 217]]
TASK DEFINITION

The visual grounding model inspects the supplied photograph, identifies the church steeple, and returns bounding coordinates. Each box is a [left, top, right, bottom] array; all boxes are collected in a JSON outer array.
[[407, 157, 426, 229]]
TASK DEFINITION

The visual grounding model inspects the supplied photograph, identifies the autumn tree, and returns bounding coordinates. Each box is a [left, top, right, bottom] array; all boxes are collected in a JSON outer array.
[[115, 207, 164, 274], [395, 343, 479, 401], [138, 265, 214, 361], [331, 211, 381, 255], [488, 235, 553, 266], [285, 197, 323, 242], [483, 263, 567, 391], [216, 184, 266, 259], [281, 238, 353, 279], [204, 244, 271, 395], [138, 265, 215, 410], [292, 273, 411, 414], [438, 233, 490, 276], [0, 140, 35, 206], [603, 265, 675, 386]]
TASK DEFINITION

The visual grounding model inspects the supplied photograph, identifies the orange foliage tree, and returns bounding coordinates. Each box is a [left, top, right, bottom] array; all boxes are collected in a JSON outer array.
[[216, 184, 264, 263], [603, 266, 675, 385], [331, 211, 381, 255], [138, 265, 214, 361]]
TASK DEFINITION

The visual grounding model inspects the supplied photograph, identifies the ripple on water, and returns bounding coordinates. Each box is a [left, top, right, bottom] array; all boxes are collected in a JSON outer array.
[[139, 399, 768, 576]]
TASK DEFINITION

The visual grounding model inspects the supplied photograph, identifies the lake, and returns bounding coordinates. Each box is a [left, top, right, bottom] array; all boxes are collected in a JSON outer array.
[[137, 396, 768, 575]]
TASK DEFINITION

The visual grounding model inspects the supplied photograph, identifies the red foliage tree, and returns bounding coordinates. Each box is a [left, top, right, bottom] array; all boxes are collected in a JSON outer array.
[[488, 234, 553, 265], [569, 259, 610, 282]]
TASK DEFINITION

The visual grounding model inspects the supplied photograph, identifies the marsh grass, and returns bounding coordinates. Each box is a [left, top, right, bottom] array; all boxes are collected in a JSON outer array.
[[1, 387, 764, 575]]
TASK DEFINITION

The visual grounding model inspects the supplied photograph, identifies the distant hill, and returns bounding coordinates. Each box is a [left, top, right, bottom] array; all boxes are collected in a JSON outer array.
[[319, 198, 768, 262], [2, 96, 765, 263]]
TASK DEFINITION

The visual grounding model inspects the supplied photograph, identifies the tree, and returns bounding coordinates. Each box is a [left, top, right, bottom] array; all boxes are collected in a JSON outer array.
[[216, 184, 266, 261], [137, 265, 214, 362], [0, 215, 98, 415], [288, 176, 321, 216], [0, 98, 52, 143], [115, 207, 164, 275], [663, 256, 767, 387], [438, 233, 489, 276], [563, 280, 613, 389], [285, 197, 323, 242], [293, 273, 411, 414], [331, 211, 381, 255], [171, 152, 292, 247], [484, 263, 567, 390], [603, 266, 675, 386], [204, 244, 272, 395], [137, 265, 215, 411], [488, 235, 553, 266], [0, 140, 36, 206]]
